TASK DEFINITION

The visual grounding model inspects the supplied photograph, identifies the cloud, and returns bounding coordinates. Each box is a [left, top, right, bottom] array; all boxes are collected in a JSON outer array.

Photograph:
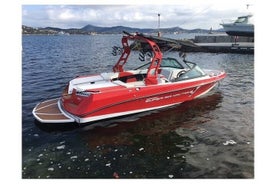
[[22, 2, 254, 29]]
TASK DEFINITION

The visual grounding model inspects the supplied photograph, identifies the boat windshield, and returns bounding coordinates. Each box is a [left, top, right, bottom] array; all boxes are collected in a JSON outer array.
[[161, 57, 184, 69], [234, 16, 248, 24], [175, 61, 206, 81], [135, 57, 184, 70], [134, 57, 184, 70]]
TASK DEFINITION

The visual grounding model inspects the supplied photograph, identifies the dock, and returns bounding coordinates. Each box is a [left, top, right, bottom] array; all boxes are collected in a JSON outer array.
[[194, 34, 254, 43], [188, 34, 254, 54], [187, 42, 254, 54], [183, 34, 254, 54]]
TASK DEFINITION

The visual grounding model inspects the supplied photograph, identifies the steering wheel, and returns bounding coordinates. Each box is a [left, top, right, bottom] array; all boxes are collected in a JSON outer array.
[[177, 70, 187, 78]]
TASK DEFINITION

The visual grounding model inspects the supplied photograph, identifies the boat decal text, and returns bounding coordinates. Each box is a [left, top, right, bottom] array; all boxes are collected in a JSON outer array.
[[145, 87, 200, 103]]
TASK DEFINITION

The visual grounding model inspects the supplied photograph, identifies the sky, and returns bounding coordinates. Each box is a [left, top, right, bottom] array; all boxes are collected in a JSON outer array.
[[22, 0, 254, 30]]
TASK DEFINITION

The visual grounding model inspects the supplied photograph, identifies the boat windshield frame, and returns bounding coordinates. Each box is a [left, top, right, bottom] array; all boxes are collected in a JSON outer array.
[[174, 60, 207, 81], [234, 16, 248, 24], [160, 57, 185, 69], [134, 57, 184, 70]]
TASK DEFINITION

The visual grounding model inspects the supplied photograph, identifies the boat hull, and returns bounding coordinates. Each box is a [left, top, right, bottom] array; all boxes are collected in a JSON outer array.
[[70, 82, 218, 123], [221, 23, 254, 37]]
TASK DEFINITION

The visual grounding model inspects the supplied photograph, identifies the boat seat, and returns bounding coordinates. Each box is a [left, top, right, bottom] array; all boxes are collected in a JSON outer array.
[[101, 72, 118, 80], [112, 80, 145, 88], [129, 81, 145, 86], [112, 80, 135, 88]]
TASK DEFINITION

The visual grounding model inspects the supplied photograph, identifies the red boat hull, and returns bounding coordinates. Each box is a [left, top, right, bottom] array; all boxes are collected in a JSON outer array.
[[60, 73, 224, 123]]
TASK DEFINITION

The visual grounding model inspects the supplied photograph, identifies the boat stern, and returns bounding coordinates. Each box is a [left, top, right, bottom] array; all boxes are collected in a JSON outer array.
[[32, 98, 76, 123]]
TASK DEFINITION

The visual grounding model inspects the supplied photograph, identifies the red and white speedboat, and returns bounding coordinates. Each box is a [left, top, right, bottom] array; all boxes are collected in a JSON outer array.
[[33, 32, 226, 124]]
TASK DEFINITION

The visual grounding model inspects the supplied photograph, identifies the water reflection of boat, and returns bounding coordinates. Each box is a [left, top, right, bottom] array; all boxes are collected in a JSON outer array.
[[220, 14, 254, 37], [79, 92, 223, 149], [33, 32, 226, 125]]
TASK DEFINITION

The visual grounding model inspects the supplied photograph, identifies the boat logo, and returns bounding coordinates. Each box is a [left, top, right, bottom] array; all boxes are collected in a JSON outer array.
[[145, 87, 200, 103]]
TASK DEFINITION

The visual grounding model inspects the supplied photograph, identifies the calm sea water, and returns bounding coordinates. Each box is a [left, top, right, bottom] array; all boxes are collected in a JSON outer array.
[[22, 34, 254, 178]]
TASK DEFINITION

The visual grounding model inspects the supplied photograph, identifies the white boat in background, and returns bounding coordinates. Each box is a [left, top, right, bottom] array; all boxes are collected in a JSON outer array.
[[220, 14, 254, 37]]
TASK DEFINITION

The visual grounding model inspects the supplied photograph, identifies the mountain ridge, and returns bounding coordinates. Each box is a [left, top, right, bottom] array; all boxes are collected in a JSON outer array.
[[22, 24, 223, 35]]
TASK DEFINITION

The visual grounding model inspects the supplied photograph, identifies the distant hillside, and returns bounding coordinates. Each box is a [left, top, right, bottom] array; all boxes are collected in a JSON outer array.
[[22, 24, 221, 35]]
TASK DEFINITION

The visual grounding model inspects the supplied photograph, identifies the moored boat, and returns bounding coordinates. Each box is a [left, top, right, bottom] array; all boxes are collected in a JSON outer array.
[[33, 32, 226, 124], [220, 14, 254, 37]]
